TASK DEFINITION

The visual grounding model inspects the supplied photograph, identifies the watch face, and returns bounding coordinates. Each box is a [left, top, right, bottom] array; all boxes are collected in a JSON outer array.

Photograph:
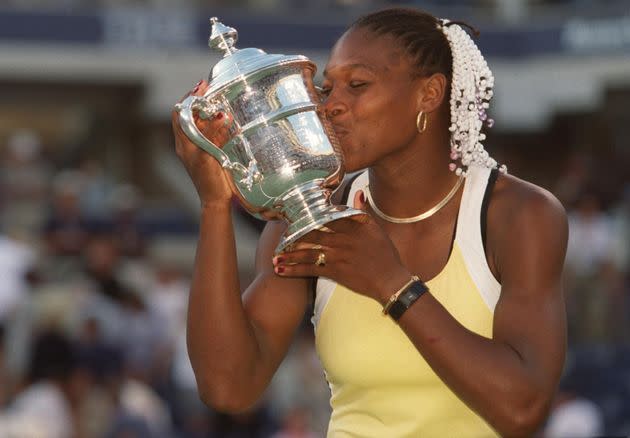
[[389, 281, 429, 321]]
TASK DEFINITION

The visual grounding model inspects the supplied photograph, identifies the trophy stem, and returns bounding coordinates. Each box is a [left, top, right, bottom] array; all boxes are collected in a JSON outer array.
[[275, 180, 366, 254]]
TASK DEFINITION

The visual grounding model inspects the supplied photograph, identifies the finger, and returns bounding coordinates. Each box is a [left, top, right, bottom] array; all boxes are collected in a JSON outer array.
[[293, 229, 338, 248], [172, 79, 207, 117], [281, 242, 325, 252], [273, 261, 322, 278], [191, 79, 205, 95], [175, 79, 203, 105], [324, 215, 367, 233], [192, 80, 210, 96], [348, 190, 372, 224], [193, 110, 227, 127], [273, 251, 328, 278], [313, 225, 334, 233], [172, 82, 198, 125], [173, 102, 230, 151], [273, 249, 326, 267]]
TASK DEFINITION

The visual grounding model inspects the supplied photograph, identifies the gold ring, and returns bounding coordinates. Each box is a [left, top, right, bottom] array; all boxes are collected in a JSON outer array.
[[315, 251, 326, 267]]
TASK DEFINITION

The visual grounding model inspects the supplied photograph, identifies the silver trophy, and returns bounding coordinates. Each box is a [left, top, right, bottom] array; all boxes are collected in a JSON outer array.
[[175, 18, 365, 253]]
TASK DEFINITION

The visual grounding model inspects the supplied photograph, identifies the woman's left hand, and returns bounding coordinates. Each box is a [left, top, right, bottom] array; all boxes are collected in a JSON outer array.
[[272, 190, 412, 305]]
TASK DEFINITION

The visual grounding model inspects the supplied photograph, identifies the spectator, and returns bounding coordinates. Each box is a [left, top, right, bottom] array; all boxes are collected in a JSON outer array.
[[78, 159, 115, 219], [42, 170, 93, 257], [0, 233, 35, 325], [108, 183, 147, 258], [0, 130, 51, 235], [566, 190, 615, 276], [544, 391, 604, 438], [0, 330, 90, 438]]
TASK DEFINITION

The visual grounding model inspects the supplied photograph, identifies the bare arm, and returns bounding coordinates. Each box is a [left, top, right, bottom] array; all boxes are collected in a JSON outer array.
[[173, 81, 309, 412], [393, 182, 568, 436], [187, 215, 309, 412]]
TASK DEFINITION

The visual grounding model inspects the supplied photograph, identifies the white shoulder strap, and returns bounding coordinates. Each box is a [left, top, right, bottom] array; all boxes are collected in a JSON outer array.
[[312, 171, 368, 329], [455, 166, 501, 311], [345, 171, 369, 207]]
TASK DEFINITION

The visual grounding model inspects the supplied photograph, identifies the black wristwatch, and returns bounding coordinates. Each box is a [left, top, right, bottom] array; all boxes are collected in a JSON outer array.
[[388, 280, 429, 321]]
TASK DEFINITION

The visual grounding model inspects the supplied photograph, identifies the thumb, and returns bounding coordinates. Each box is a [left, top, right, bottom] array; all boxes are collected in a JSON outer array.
[[353, 189, 367, 211], [350, 190, 371, 224]]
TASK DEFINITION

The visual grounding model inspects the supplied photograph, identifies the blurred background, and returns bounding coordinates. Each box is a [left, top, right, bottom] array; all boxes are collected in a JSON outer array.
[[0, 0, 628, 437]]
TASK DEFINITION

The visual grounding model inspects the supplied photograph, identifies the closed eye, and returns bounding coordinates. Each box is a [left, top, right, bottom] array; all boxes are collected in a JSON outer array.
[[317, 81, 368, 99]]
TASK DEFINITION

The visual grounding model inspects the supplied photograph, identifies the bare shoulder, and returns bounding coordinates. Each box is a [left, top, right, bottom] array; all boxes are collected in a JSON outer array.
[[490, 172, 567, 239], [487, 172, 568, 284]]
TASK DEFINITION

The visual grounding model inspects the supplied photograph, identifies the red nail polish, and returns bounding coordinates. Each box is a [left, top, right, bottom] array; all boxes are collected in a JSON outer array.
[[275, 256, 284, 263], [192, 85, 200, 93], [276, 266, 285, 274], [215, 112, 224, 120]]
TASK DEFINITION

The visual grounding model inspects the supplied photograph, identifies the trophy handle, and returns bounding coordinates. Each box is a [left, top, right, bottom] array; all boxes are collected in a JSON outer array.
[[175, 95, 232, 168], [175, 95, 263, 191]]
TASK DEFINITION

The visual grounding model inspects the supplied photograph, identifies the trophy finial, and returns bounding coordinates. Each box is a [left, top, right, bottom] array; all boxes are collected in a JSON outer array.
[[209, 17, 238, 57]]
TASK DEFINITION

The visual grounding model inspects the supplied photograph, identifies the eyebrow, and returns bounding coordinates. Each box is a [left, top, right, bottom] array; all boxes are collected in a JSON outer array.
[[323, 63, 378, 78]]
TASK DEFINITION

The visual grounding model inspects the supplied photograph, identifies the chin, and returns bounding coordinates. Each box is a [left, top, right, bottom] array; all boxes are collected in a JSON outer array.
[[339, 141, 366, 168], [337, 144, 364, 174], [337, 145, 355, 171], [340, 154, 368, 174]]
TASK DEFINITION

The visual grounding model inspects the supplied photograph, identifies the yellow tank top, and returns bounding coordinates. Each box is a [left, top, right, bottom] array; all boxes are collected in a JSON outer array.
[[312, 166, 502, 437]]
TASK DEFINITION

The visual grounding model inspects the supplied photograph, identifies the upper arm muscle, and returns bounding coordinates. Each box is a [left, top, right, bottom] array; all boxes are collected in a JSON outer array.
[[490, 179, 568, 392]]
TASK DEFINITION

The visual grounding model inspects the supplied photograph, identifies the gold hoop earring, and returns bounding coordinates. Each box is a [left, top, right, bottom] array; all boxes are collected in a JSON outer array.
[[416, 111, 428, 133]]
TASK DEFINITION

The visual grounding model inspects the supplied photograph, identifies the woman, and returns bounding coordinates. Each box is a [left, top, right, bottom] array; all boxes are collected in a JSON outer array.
[[172, 8, 567, 437]]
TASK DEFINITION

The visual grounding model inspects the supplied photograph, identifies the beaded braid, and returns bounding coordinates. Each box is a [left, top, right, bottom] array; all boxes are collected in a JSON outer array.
[[438, 19, 507, 175]]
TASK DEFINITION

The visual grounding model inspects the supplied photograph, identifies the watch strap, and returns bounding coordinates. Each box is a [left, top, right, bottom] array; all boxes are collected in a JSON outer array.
[[388, 280, 429, 321]]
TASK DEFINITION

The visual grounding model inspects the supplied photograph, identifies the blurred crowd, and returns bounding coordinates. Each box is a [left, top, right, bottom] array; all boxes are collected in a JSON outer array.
[[0, 121, 628, 436], [0, 129, 330, 437], [546, 150, 630, 436]]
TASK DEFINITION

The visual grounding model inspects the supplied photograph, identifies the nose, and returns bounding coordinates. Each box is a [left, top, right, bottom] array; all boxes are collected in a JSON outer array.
[[321, 90, 347, 120], [327, 105, 344, 118]]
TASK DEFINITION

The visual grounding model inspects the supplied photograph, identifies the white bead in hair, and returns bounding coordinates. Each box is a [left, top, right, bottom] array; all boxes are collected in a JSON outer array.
[[437, 19, 506, 175]]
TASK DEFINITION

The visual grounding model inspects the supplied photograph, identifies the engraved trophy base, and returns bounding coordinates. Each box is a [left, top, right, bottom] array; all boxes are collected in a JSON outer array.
[[275, 180, 367, 254]]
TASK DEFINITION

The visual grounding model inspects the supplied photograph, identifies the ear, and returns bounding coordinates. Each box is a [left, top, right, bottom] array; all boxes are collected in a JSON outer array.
[[416, 73, 448, 114]]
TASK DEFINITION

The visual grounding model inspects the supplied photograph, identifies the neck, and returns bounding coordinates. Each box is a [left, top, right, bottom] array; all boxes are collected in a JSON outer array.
[[367, 128, 458, 218]]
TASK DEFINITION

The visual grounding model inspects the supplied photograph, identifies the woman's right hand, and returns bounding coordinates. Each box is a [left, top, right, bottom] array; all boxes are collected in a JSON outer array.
[[172, 80, 234, 208]]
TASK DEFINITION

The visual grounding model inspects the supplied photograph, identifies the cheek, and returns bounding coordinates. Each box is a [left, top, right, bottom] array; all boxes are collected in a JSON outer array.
[[347, 107, 415, 165], [335, 87, 417, 171], [375, 97, 417, 137], [336, 128, 379, 172]]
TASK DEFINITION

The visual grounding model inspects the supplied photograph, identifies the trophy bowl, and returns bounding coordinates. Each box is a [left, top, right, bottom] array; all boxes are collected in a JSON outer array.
[[175, 18, 365, 254]]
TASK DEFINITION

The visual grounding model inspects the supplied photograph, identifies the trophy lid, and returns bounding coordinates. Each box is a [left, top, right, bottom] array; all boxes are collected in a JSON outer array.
[[206, 18, 315, 94]]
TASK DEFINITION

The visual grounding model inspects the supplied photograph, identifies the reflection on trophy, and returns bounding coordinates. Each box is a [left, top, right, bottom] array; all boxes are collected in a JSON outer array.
[[175, 17, 365, 253]]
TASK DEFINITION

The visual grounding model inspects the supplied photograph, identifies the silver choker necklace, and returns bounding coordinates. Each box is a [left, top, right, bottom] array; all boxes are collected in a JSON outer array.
[[364, 176, 464, 224]]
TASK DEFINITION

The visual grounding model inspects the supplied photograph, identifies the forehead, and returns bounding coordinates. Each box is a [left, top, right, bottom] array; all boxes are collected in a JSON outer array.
[[324, 27, 408, 77]]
